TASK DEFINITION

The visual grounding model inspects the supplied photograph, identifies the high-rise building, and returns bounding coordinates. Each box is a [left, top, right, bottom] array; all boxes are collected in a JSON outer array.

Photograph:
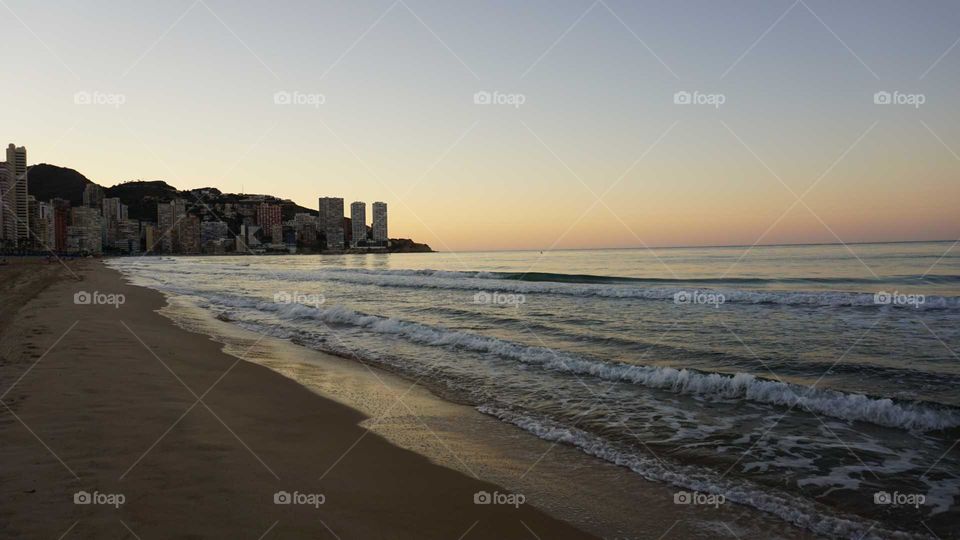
[[200, 221, 230, 245], [256, 203, 282, 241], [102, 197, 127, 249], [143, 223, 159, 254], [27, 196, 48, 248], [157, 199, 187, 253], [318, 197, 344, 250], [350, 201, 366, 247], [293, 213, 318, 246], [52, 198, 70, 252], [6, 144, 28, 244], [37, 200, 54, 249], [83, 183, 104, 209], [0, 165, 7, 242], [180, 215, 201, 254], [66, 207, 102, 254], [26, 196, 38, 244], [102, 198, 126, 222], [116, 220, 141, 254], [372, 201, 388, 246]]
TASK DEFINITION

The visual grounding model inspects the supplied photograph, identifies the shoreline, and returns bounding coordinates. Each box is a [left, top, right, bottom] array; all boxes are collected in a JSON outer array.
[[117, 260, 814, 539], [0, 259, 591, 538]]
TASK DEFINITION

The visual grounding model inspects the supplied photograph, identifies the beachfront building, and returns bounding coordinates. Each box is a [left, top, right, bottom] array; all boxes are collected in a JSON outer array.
[[115, 219, 141, 254], [52, 199, 70, 252], [36, 199, 54, 249], [66, 207, 102, 254], [292, 213, 318, 246], [200, 221, 230, 246], [256, 203, 282, 242], [0, 166, 7, 244], [350, 201, 366, 247], [27, 196, 54, 249], [5, 144, 28, 244], [318, 197, 344, 250], [372, 201, 387, 246], [102, 197, 128, 249], [180, 215, 201, 254], [143, 223, 159, 253], [157, 199, 187, 253]]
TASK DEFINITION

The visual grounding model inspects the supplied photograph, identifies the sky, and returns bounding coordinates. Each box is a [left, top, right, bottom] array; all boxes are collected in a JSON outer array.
[[1, 0, 959, 251]]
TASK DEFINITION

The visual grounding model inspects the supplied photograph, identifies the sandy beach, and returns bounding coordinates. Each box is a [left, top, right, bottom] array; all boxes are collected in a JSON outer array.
[[0, 258, 594, 539]]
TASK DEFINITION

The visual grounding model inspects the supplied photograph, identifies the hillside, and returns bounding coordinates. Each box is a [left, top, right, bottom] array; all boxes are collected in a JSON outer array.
[[25, 164, 92, 205], [105, 180, 180, 221], [25, 163, 432, 252]]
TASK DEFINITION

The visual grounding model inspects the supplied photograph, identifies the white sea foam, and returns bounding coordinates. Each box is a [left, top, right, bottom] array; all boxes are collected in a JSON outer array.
[[237, 300, 959, 432], [477, 406, 922, 540]]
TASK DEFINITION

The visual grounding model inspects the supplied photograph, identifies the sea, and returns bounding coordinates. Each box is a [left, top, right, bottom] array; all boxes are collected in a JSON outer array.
[[107, 241, 960, 539]]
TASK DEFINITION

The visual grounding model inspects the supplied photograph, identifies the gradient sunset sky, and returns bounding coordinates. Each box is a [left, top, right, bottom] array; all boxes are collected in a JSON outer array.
[[3, 0, 959, 251]]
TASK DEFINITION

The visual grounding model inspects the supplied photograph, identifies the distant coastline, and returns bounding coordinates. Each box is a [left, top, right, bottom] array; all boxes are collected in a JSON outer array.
[[8, 159, 433, 256]]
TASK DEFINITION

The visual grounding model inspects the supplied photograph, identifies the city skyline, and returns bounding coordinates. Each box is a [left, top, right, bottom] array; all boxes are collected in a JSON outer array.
[[2, 138, 957, 253], [0, 141, 398, 255], [3, 1, 959, 251]]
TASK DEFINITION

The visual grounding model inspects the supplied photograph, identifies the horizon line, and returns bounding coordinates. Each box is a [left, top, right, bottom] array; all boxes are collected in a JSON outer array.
[[443, 238, 957, 254]]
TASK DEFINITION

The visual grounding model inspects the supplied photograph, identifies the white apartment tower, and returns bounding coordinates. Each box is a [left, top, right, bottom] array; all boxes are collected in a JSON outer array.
[[318, 197, 344, 250], [350, 201, 366, 247], [372, 201, 387, 246], [6, 144, 28, 243], [0, 166, 7, 242]]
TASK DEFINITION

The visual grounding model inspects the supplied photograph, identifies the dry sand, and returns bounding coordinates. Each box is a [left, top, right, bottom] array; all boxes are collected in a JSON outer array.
[[0, 258, 593, 539]]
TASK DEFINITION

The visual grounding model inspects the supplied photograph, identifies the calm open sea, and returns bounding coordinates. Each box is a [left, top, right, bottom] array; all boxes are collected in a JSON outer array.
[[109, 241, 960, 538]]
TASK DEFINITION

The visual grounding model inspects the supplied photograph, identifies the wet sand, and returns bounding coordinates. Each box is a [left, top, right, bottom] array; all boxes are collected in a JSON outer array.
[[0, 258, 593, 538]]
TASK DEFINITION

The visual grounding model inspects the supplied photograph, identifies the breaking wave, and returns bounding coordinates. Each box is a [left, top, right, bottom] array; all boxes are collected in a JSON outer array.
[[478, 406, 923, 540], [221, 297, 960, 432], [306, 268, 960, 310]]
